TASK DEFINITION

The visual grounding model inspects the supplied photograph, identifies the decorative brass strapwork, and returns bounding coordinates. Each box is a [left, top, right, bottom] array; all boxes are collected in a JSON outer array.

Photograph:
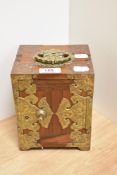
[[11, 74, 94, 150], [33, 49, 74, 67], [11, 75, 53, 150], [56, 75, 94, 150]]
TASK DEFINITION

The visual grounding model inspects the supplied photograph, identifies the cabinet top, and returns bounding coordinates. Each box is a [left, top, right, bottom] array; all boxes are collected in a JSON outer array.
[[11, 45, 94, 79]]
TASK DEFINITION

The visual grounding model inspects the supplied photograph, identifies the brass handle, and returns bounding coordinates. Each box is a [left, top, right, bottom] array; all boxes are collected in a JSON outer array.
[[33, 49, 74, 67], [37, 108, 46, 120]]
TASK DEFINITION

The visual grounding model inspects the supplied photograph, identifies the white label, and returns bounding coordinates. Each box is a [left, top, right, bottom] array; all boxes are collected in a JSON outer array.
[[39, 68, 61, 74], [73, 66, 89, 72], [74, 54, 88, 59]]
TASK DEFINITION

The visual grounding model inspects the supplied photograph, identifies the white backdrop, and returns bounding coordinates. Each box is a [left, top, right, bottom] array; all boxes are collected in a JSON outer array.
[[70, 0, 117, 121], [0, 0, 69, 120], [0, 0, 117, 122]]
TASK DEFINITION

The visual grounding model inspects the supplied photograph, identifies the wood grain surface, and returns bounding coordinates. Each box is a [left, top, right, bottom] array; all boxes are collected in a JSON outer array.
[[11, 45, 94, 76], [0, 110, 117, 175]]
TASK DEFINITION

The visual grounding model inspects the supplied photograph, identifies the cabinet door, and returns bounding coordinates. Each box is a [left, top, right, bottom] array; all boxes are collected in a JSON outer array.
[[36, 79, 73, 148]]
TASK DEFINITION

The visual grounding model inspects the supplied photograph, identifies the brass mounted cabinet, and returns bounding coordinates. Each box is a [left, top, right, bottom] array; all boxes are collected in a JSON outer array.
[[11, 45, 94, 151]]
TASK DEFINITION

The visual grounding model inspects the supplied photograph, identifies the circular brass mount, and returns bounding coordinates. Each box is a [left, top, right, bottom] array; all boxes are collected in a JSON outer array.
[[33, 49, 74, 67]]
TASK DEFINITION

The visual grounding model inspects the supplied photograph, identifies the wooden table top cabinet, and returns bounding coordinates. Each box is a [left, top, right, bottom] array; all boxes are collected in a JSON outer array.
[[11, 45, 94, 151]]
